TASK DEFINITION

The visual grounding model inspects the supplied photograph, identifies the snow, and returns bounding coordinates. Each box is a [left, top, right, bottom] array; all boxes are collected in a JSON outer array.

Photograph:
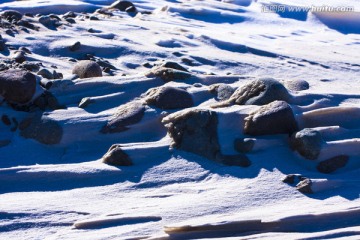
[[0, 0, 359, 239]]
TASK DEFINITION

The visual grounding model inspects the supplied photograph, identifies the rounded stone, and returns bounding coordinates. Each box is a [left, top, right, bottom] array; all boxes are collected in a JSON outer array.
[[290, 128, 323, 160], [72, 60, 102, 79]]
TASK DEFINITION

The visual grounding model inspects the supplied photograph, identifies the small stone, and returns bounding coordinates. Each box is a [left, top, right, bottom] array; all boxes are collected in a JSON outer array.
[[102, 144, 133, 166], [284, 79, 310, 91], [296, 178, 313, 194], [290, 129, 323, 160], [317, 155, 349, 174], [234, 138, 255, 153], [65, 18, 76, 24], [78, 97, 94, 109], [69, 41, 81, 52], [145, 67, 192, 82], [13, 51, 26, 63], [90, 16, 99, 21], [282, 174, 303, 184], [1, 115, 11, 126], [63, 11, 76, 18]]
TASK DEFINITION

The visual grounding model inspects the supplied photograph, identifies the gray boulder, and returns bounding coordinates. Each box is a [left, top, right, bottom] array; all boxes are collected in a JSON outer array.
[[213, 78, 291, 107], [72, 60, 102, 79], [102, 144, 133, 166], [101, 101, 145, 134], [290, 128, 323, 160], [144, 86, 194, 109], [20, 113, 63, 145], [296, 178, 313, 194], [244, 100, 298, 136], [162, 109, 251, 167], [317, 155, 349, 173], [0, 69, 37, 104]]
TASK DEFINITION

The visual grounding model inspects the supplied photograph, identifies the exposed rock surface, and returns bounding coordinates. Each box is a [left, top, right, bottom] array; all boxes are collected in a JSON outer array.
[[284, 79, 310, 91], [213, 78, 291, 108], [72, 60, 102, 79], [102, 144, 133, 166], [145, 67, 192, 82], [290, 128, 323, 160], [1, 10, 23, 22], [110, 1, 137, 13], [244, 100, 298, 136], [0, 69, 36, 104], [317, 155, 349, 173], [162, 109, 251, 167], [144, 86, 194, 109], [296, 178, 313, 194], [20, 113, 63, 145], [101, 101, 145, 134]]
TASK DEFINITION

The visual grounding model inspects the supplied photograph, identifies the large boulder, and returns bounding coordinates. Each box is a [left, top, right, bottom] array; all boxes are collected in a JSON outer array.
[[102, 144, 133, 166], [244, 100, 298, 136], [163, 109, 220, 160], [213, 78, 291, 107], [0, 69, 37, 104], [72, 60, 102, 79], [317, 155, 349, 173], [290, 128, 323, 160], [101, 101, 145, 134], [20, 113, 63, 145], [162, 109, 250, 167], [144, 86, 194, 109]]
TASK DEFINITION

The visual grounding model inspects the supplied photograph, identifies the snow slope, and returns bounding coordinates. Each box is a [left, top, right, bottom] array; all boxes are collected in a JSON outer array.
[[0, 0, 359, 239]]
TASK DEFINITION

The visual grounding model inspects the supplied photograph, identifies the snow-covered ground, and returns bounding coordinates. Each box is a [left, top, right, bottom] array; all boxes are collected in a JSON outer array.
[[0, 0, 359, 239]]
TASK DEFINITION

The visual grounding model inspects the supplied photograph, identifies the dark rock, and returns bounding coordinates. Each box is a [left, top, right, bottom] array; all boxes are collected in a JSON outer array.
[[145, 67, 192, 82], [39, 15, 60, 28], [20, 113, 63, 145], [110, 1, 137, 12], [37, 68, 54, 79], [214, 78, 291, 108], [102, 144, 133, 166], [234, 138, 255, 153], [90, 16, 99, 21], [33, 91, 64, 110], [1, 115, 11, 126], [290, 128, 323, 160], [0, 39, 6, 51], [69, 41, 81, 52], [158, 61, 188, 72], [63, 11, 76, 18], [296, 178, 313, 194], [16, 20, 38, 30], [0, 69, 36, 104], [18, 47, 31, 54], [25, 13, 34, 18], [65, 18, 76, 24], [244, 100, 298, 136], [217, 153, 251, 167], [13, 51, 26, 63], [1, 10, 23, 22], [72, 60, 102, 78], [317, 155, 349, 174], [144, 86, 194, 110], [21, 63, 40, 72], [282, 174, 305, 184], [101, 101, 145, 134], [162, 109, 220, 161]]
